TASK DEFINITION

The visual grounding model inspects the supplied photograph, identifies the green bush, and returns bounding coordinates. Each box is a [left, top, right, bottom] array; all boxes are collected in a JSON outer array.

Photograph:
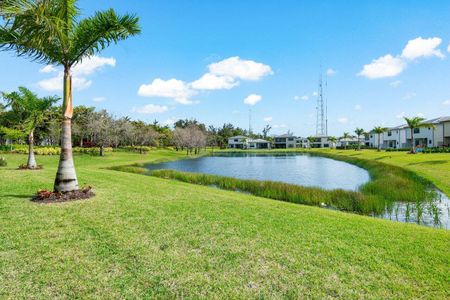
[[121, 146, 153, 153], [0, 156, 7, 167], [3, 145, 114, 155], [385, 148, 410, 152], [423, 147, 450, 154]]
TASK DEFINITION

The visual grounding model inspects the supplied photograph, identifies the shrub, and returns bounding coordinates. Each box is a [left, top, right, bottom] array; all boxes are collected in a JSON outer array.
[[0, 156, 7, 167], [423, 147, 450, 154], [121, 146, 152, 154]]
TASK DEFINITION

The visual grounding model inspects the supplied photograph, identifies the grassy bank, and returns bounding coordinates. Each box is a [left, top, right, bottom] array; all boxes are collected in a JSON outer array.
[[0, 151, 449, 298]]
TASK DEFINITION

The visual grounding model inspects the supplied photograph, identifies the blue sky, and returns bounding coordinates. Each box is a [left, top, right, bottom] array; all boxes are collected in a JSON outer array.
[[1, 0, 450, 136]]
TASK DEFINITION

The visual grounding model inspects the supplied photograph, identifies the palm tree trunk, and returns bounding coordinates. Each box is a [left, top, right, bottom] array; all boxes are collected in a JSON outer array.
[[27, 130, 37, 169], [358, 136, 361, 150], [54, 67, 79, 192], [411, 129, 415, 154], [377, 134, 381, 151]]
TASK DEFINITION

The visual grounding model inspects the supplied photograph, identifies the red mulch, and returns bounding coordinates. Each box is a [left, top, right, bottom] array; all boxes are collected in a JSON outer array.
[[18, 164, 43, 170], [32, 186, 95, 203]]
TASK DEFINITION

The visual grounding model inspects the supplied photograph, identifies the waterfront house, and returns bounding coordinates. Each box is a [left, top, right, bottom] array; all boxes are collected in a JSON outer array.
[[273, 133, 296, 148], [310, 136, 335, 148], [228, 136, 271, 149]]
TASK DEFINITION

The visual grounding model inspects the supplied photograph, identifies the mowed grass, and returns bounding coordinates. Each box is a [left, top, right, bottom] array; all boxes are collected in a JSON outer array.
[[0, 150, 449, 299]]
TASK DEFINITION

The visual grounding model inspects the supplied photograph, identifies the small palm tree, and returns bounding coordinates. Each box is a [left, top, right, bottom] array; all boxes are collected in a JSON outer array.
[[404, 117, 435, 154], [328, 136, 337, 149], [354, 128, 365, 150], [341, 132, 351, 149], [373, 126, 387, 151], [1, 87, 58, 168], [0, 0, 140, 191], [307, 136, 316, 148]]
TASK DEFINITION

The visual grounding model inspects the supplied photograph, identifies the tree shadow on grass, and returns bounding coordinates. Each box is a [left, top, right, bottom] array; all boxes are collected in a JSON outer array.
[[408, 160, 448, 166], [0, 194, 32, 200], [373, 156, 392, 160]]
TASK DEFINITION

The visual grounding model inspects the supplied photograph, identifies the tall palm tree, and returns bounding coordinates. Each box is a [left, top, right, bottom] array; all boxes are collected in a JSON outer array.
[[354, 128, 365, 151], [307, 136, 316, 148], [341, 132, 351, 149], [0, 0, 140, 191], [328, 136, 337, 149], [1, 87, 58, 168], [403, 117, 435, 154], [373, 126, 387, 151]]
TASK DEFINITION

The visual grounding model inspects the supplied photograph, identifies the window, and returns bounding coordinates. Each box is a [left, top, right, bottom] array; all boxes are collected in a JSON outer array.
[[288, 137, 294, 141], [414, 128, 420, 134], [234, 139, 238, 142], [429, 140, 432, 144], [388, 131, 392, 136]]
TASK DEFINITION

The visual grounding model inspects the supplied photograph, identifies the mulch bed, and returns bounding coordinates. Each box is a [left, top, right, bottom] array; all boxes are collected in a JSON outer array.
[[18, 164, 44, 170], [32, 186, 95, 203]]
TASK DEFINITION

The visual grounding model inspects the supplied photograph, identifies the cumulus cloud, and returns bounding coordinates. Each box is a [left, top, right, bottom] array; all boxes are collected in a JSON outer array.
[[162, 118, 177, 126], [208, 56, 273, 81], [403, 92, 417, 100], [359, 37, 445, 79], [138, 78, 196, 105], [401, 37, 444, 60], [39, 65, 57, 73], [37, 55, 116, 91], [132, 104, 169, 114], [338, 117, 349, 124], [92, 97, 106, 102], [263, 116, 273, 122], [273, 124, 287, 129], [358, 54, 406, 79], [243, 94, 262, 106], [312, 91, 318, 97], [442, 99, 450, 105], [326, 68, 336, 76], [354, 104, 362, 111], [190, 73, 237, 90]]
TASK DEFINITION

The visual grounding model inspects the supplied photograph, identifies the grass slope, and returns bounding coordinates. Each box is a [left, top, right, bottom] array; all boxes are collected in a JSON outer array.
[[0, 150, 449, 299]]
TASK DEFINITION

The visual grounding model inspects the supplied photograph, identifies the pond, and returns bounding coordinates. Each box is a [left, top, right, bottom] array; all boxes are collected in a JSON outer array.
[[146, 153, 370, 190], [146, 153, 449, 229]]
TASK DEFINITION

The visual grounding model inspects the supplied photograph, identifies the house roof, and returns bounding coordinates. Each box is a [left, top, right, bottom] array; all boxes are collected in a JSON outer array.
[[248, 138, 270, 143], [274, 133, 294, 138], [228, 135, 248, 139]]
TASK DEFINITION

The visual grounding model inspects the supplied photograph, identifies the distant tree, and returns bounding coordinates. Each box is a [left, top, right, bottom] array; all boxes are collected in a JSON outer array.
[[0, 126, 26, 151], [72, 106, 95, 147], [262, 124, 272, 139], [354, 128, 365, 150], [403, 117, 435, 154], [328, 136, 337, 149], [341, 132, 351, 149], [372, 126, 387, 152], [1, 87, 58, 168]]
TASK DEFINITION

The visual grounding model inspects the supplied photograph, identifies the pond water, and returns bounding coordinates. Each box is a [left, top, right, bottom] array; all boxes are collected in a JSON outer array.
[[146, 153, 449, 229], [146, 153, 370, 190]]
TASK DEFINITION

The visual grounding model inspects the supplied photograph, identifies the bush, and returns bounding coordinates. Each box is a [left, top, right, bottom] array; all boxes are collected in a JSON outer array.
[[423, 147, 450, 154], [385, 148, 410, 152], [4, 145, 114, 155], [121, 146, 152, 154], [0, 156, 7, 167]]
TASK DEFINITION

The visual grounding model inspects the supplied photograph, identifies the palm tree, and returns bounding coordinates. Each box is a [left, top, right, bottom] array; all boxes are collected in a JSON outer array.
[[307, 136, 316, 148], [341, 132, 351, 149], [373, 126, 387, 151], [1, 87, 58, 168], [404, 117, 435, 154], [0, 0, 140, 191], [328, 136, 337, 149], [354, 128, 365, 151]]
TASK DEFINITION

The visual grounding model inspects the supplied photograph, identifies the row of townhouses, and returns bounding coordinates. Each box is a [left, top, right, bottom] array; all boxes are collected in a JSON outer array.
[[227, 116, 450, 150], [365, 116, 450, 149]]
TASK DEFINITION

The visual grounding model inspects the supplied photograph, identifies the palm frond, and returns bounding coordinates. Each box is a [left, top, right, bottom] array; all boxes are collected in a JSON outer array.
[[69, 9, 140, 65]]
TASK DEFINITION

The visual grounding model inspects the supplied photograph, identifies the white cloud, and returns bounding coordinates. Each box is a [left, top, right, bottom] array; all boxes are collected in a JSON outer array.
[[132, 104, 169, 114], [72, 56, 116, 76], [401, 37, 444, 60], [403, 92, 417, 100], [273, 124, 287, 129], [190, 73, 237, 90], [294, 95, 309, 101], [390, 80, 402, 88], [312, 91, 318, 97], [358, 54, 406, 79], [39, 65, 57, 73], [354, 104, 362, 111], [37, 56, 115, 91], [138, 78, 196, 105], [396, 112, 406, 119], [232, 110, 240, 114], [208, 56, 273, 80], [417, 112, 425, 117], [92, 97, 106, 102], [263, 116, 273, 122], [359, 37, 445, 80], [338, 117, 349, 124], [243, 94, 262, 106], [442, 99, 450, 105], [326, 68, 336, 76]]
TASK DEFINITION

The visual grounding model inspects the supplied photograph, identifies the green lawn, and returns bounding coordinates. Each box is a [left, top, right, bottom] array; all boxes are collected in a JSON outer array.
[[0, 150, 449, 298]]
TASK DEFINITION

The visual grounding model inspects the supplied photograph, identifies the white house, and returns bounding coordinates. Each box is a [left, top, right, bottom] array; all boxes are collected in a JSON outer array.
[[273, 133, 296, 148], [228, 136, 271, 149], [310, 136, 335, 148]]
